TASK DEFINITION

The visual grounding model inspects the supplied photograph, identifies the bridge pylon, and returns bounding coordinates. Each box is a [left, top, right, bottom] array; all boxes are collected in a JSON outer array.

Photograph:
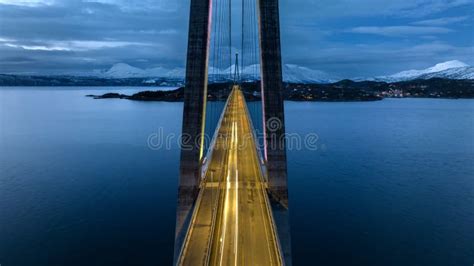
[[174, 0, 292, 264]]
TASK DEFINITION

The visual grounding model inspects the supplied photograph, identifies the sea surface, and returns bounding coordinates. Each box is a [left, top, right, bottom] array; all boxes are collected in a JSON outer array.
[[0, 87, 473, 265]]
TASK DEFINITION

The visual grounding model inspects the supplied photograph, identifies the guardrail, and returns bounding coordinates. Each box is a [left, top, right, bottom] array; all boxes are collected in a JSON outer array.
[[177, 87, 235, 266], [200, 86, 235, 182], [240, 88, 285, 265]]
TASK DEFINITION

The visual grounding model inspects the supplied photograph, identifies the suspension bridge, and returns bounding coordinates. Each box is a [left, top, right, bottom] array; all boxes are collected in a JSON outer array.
[[174, 0, 291, 265]]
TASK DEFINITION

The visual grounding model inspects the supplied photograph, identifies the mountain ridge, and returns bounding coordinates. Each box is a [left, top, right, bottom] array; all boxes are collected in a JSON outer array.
[[1, 60, 472, 84], [376, 60, 473, 82], [98, 60, 473, 83], [98, 62, 338, 84]]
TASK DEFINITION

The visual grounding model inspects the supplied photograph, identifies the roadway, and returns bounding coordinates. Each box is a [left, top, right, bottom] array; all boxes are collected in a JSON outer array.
[[177, 86, 283, 266]]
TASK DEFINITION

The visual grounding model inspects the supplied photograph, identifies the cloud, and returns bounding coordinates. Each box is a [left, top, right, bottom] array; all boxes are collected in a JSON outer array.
[[0, 0, 54, 7], [4, 43, 70, 51], [281, 0, 473, 19], [56, 40, 151, 51], [412, 16, 470, 26], [0, 37, 15, 42], [2, 39, 151, 51], [350, 26, 454, 36], [394, 0, 473, 17], [0, 0, 473, 77], [0, 0, 189, 71], [83, 0, 180, 12], [284, 41, 474, 77]]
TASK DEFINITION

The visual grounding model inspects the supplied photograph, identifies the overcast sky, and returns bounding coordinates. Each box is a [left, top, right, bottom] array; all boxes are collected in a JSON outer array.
[[0, 0, 473, 78]]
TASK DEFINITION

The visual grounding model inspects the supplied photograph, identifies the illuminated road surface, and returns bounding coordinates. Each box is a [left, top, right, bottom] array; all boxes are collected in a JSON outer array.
[[178, 86, 283, 266]]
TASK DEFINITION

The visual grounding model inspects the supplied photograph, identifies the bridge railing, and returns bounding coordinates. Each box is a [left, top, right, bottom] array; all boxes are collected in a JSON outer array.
[[240, 87, 285, 265], [241, 89, 270, 182], [177, 88, 234, 266], [175, 180, 206, 265], [200, 86, 235, 182]]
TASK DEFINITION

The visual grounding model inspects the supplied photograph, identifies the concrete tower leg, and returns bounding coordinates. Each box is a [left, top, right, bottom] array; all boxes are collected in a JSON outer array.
[[173, 0, 212, 263], [258, 0, 292, 264]]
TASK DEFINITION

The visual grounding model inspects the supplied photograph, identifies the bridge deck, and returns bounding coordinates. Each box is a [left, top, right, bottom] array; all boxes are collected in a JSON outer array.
[[177, 86, 283, 266]]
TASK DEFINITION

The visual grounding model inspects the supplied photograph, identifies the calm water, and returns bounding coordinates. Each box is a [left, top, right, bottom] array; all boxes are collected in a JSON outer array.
[[0, 87, 473, 265]]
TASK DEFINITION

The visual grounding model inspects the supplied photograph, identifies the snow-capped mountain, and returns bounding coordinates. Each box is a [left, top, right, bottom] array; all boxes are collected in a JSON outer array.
[[99, 63, 337, 83], [102, 63, 147, 78], [207, 64, 337, 83], [377, 60, 472, 82], [417, 66, 474, 80], [283, 64, 338, 83], [98, 60, 473, 83], [100, 63, 185, 79]]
